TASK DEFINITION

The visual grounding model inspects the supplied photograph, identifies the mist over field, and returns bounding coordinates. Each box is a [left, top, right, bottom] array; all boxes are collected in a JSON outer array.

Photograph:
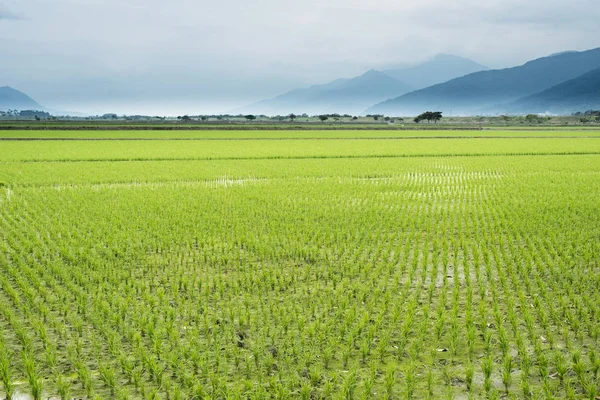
[[1, 0, 600, 115]]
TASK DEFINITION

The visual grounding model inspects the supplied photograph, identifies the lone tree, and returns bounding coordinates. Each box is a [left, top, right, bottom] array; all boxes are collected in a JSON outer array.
[[318, 115, 328, 122], [289, 113, 296, 122], [244, 114, 257, 121], [414, 111, 442, 123], [525, 114, 540, 124]]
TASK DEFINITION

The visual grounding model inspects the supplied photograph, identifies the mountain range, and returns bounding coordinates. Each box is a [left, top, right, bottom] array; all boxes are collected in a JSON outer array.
[[4, 48, 600, 116], [237, 54, 488, 115], [236, 69, 413, 116], [367, 47, 600, 116]]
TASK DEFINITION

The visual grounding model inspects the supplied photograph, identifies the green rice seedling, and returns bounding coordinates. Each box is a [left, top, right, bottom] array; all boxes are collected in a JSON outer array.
[[521, 353, 531, 378], [542, 378, 554, 400], [309, 365, 322, 386], [466, 326, 476, 360], [55, 373, 71, 400], [362, 374, 374, 400], [465, 362, 474, 393], [590, 350, 600, 379], [444, 385, 454, 400], [0, 348, 15, 400], [483, 330, 492, 355], [323, 347, 333, 369], [554, 352, 568, 385], [572, 349, 586, 384], [384, 364, 396, 398], [483, 355, 493, 394], [44, 344, 58, 370], [99, 362, 117, 395], [564, 378, 576, 400], [23, 351, 43, 400], [341, 370, 357, 400], [299, 380, 312, 400], [521, 372, 532, 399], [502, 354, 512, 394], [117, 387, 131, 400], [584, 380, 597, 400], [426, 367, 434, 398], [403, 363, 416, 399]]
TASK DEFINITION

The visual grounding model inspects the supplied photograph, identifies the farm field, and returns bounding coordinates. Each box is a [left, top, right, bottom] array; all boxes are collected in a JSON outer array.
[[1, 129, 599, 140], [0, 130, 599, 399]]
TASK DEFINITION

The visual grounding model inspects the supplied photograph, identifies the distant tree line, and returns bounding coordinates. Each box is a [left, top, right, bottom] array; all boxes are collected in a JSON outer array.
[[573, 110, 600, 117]]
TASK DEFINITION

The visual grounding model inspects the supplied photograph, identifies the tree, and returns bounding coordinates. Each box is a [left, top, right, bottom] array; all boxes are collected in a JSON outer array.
[[244, 115, 256, 121], [289, 113, 296, 122], [525, 114, 541, 123], [181, 115, 191, 122], [414, 111, 442, 123], [352, 116, 358, 120], [201, 116, 208, 121], [318, 115, 328, 122]]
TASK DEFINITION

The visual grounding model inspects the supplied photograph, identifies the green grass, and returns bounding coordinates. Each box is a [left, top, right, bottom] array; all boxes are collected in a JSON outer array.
[[0, 130, 599, 399]]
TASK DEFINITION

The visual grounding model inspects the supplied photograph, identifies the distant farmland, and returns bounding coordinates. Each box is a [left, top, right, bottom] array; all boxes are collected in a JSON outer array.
[[1, 129, 599, 399]]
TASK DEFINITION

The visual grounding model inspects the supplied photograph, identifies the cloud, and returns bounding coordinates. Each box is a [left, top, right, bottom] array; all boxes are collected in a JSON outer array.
[[1, 0, 599, 114]]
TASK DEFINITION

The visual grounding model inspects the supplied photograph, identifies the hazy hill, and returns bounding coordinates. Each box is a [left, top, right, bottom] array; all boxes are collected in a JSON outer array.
[[237, 70, 412, 115], [0, 86, 44, 111], [239, 54, 486, 116], [383, 54, 488, 90], [367, 47, 600, 116], [503, 68, 600, 114]]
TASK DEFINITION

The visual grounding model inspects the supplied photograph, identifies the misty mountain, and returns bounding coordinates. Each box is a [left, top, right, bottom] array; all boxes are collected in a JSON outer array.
[[502, 68, 600, 114], [238, 54, 487, 116], [0, 86, 44, 111], [383, 54, 488, 90], [237, 70, 412, 115], [367, 47, 600, 116]]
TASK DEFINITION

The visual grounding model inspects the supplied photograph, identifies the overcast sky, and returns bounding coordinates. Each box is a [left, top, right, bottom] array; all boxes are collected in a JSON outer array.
[[1, 0, 599, 115]]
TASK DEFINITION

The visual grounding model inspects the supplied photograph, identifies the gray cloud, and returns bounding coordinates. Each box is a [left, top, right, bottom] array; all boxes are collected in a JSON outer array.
[[1, 0, 599, 115]]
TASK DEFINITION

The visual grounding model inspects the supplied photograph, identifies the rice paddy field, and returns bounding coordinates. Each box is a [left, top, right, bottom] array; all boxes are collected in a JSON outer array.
[[0, 129, 599, 399]]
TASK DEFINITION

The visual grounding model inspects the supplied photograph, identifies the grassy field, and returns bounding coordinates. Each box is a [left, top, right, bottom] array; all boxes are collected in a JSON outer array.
[[0, 130, 599, 399]]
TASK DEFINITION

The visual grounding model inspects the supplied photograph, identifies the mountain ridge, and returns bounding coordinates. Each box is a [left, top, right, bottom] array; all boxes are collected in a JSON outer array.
[[502, 67, 600, 114], [236, 69, 412, 115], [237, 54, 487, 116], [366, 47, 600, 116]]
